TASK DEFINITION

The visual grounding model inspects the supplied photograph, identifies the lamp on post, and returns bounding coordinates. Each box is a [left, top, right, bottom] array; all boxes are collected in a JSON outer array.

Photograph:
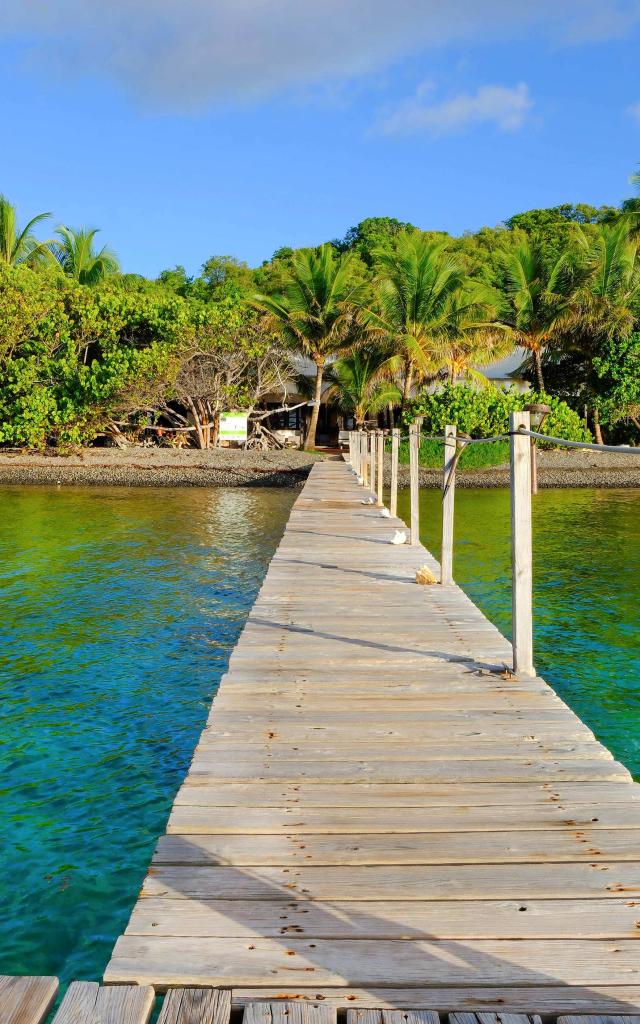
[[524, 402, 551, 495]]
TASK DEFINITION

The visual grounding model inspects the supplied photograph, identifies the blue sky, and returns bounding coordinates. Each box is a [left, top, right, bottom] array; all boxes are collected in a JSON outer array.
[[1, 1, 640, 277]]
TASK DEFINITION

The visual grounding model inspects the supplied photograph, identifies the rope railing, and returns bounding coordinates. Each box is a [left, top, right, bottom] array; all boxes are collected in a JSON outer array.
[[346, 409, 639, 680], [518, 428, 640, 455]]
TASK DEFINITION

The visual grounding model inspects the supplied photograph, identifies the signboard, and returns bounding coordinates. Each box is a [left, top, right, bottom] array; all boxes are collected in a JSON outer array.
[[219, 412, 248, 442]]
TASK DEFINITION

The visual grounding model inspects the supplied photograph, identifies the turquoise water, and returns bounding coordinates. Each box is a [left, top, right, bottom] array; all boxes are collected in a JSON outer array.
[[396, 487, 640, 778], [0, 486, 294, 987]]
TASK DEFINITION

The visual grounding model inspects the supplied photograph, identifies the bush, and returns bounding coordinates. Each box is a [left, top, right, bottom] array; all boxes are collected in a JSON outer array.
[[404, 384, 591, 446]]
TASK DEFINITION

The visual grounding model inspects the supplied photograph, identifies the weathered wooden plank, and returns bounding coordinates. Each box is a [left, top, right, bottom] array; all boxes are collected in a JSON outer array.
[[346, 1011, 440, 1024], [243, 1001, 335, 1024], [125, 896, 640, 939], [141, 862, 640, 900], [152, 829, 640, 865], [232, 988, 640, 1013], [558, 1017, 640, 1024], [157, 988, 231, 1024], [106, 936, 640, 987], [174, 781, 640, 808], [167, 803, 640, 834], [450, 1013, 540, 1024], [0, 976, 59, 1024], [186, 760, 630, 783], [52, 981, 155, 1023]]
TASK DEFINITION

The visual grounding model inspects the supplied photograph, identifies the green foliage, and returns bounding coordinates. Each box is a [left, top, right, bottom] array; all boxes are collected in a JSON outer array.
[[0, 264, 202, 448], [404, 383, 591, 445], [54, 226, 119, 285], [592, 332, 640, 424], [397, 436, 510, 469]]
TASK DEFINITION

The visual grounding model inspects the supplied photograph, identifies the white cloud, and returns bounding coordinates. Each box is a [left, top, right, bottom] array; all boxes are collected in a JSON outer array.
[[377, 82, 533, 137], [1, 1, 639, 110]]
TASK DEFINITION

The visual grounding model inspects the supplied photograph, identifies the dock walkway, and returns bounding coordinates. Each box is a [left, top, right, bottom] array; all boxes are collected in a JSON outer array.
[[106, 459, 640, 1012]]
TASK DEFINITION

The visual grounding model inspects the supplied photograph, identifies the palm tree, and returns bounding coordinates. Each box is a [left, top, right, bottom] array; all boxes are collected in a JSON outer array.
[[252, 244, 368, 449], [434, 283, 513, 385], [54, 227, 119, 285], [500, 236, 577, 392], [0, 194, 53, 266], [363, 235, 469, 407], [566, 220, 640, 442], [324, 346, 401, 427]]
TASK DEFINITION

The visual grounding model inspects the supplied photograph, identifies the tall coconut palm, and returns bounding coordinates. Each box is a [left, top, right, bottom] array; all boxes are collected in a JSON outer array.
[[252, 244, 368, 449], [434, 283, 512, 385], [54, 227, 119, 285], [564, 221, 640, 442], [363, 235, 469, 407], [324, 346, 401, 427], [0, 194, 53, 266], [500, 236, 577, 392]]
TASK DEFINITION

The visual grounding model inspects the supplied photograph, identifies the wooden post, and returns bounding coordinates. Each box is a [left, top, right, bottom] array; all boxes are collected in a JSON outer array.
[[530, 438, 538, 495], [409, 423, 420, 545], [390, 428, 399, 518], [510, 411, 535, 677], [441, 424, 456, 585], [362, 432, 369, 487], [376, 430, 384, 506], [358, 431, 365, 481], [369, 430, 377, 496]]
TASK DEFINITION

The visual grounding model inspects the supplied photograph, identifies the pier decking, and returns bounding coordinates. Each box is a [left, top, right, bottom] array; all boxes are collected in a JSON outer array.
[[106, 460, 640, 1012]]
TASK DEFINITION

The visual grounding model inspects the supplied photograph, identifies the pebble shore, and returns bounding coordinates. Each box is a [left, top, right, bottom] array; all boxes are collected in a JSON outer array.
[[0, 447, 639, 488]]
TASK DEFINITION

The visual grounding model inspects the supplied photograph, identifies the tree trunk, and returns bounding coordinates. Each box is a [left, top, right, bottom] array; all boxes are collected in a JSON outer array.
[[592, 406, 604, 445], [401, 359, 414, 410], [304, 359, 325, 450], [533, 348, 545, 393]]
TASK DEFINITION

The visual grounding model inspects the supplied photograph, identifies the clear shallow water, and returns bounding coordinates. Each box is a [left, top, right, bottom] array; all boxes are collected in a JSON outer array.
[[396, 487, 640, 779], [0, 486, 294, 986]]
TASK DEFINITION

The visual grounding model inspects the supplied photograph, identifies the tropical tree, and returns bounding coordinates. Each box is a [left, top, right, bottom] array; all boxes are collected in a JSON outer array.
[[54, 227, 119, 285], [252, 244, 368, 449], [431, 282, 512, 385], [0, 194, 53, 266], [499, 235, 578, 392], [324, 346, 401, 426], [559, 220, 640, 442], [363, 234, 472, 406]]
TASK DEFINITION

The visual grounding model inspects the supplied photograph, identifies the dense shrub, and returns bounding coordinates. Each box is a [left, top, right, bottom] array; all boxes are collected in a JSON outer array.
[[404, 384, 591, 445]]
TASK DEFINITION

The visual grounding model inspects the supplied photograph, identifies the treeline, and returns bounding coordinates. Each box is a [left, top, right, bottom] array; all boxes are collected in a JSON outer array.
[[1, 186, 639, 450]]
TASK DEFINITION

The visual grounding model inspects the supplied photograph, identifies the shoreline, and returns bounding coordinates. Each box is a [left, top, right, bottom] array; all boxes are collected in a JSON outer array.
[[0, 447, 640, 488]]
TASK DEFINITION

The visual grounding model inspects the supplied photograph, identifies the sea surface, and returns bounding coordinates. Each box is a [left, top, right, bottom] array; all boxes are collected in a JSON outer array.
[[0, 485, 294, 987], [396, 486, 640, 778], [2, 483, 640, 989]]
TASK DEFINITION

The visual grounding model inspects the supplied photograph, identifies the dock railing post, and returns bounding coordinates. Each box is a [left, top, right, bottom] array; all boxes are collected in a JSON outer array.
[[510, 410, 535, 677], [390, 428, 399, 518], [362, 432, 369, 488], [409, 422, 420, 545], [370, 430, 377, 496], [376, 430, 384, 506], [441, 424, 457, 585], [358, 431, 365, 483]]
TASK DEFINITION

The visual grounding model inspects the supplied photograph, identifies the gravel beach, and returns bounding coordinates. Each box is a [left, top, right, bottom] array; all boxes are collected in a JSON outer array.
[[0, 447, 325, 488], [0, 446, 639, 488]]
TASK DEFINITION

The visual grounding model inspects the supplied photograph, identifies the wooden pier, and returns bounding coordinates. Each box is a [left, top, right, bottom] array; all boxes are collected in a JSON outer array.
[[104, 459, 640, 1013]]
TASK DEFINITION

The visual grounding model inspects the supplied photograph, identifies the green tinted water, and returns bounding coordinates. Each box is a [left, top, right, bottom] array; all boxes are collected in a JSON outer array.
[[396, 487, 640, 778], [0, 486, 294, 986]]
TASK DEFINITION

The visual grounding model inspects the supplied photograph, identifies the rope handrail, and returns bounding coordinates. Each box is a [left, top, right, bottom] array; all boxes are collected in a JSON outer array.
[[517, 428, 640, 455], [355, 427, 640, 453]]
